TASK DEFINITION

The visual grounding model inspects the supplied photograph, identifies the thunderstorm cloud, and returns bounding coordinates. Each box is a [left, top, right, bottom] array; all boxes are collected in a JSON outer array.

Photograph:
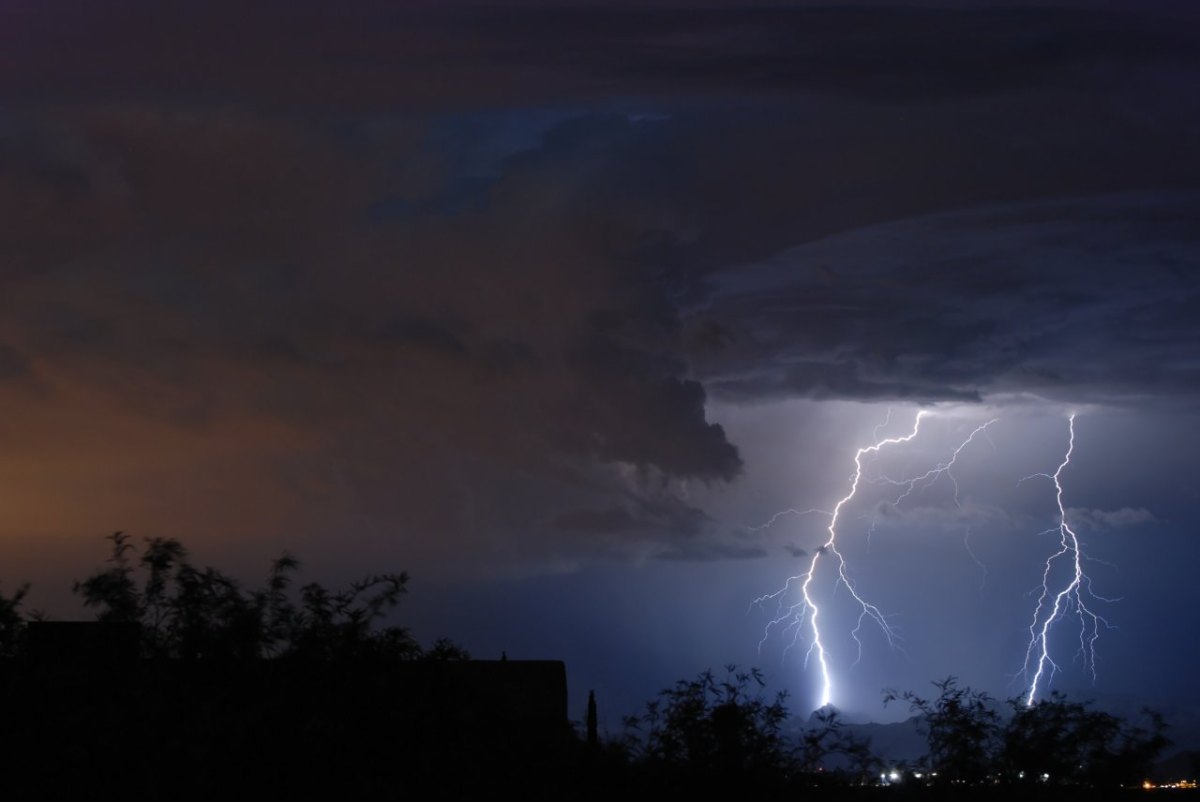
[[0, 0, 1197, 588]]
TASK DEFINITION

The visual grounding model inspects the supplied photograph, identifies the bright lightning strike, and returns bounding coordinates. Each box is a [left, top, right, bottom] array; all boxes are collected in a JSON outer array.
[[879, 419, 998, 509], [798, 413, 929, 708], [1020, 414, 1115, 706], [753, 411, 1000, 710], [864, 418, 997, 546]]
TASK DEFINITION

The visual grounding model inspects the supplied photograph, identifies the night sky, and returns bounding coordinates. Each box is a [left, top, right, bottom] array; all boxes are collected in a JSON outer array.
[[3, 0, 1199, 735]]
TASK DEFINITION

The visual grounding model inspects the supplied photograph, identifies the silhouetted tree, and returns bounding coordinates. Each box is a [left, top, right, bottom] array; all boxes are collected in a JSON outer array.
[[1001, 691, 1169, 787], [73, 531, 141, 622], [422, 636, 471, 661], [72, 532, 424, 660], [798, 707, 880, 785], [587, 689, 599, 747], [622, 665, 793, 786], [289, 570, 415, 659], [885, 676, 1000, 784], [0, 580, 27, 657]]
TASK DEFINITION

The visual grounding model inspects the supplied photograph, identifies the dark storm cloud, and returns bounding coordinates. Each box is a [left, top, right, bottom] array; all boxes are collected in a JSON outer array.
[[693, 193, 1200, 407], [553, 506, 640, 535], [0, 100, 744, 569], [707, 361, 983, 405], [563, 336, 741, 481], [549, 489, 719, 557], [0, 344, 32, 381], [556, 486, 778, 563], [654, 541, 767, 562], [465, 3, 1198, 106], [1, 1, 1198, 575], [3, 2, 1194, 111]]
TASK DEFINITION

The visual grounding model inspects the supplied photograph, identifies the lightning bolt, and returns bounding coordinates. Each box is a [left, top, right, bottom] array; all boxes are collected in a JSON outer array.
[[1020, 413, 1115, 705], [754, 411, 930, 709], [878, 419, 998, 509], [746, 507, 831, 534], [753, 411, 999, 710], [864, 418, 998, 547]]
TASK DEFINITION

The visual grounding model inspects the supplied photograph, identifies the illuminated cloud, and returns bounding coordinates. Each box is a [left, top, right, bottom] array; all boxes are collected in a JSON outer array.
[[694, 193, 1200, 408], [1066, 506, 1158, 531]]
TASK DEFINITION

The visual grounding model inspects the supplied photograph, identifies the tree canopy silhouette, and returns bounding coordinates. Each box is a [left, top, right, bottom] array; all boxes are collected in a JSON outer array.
[[1000, 691, 1169, 787], [619, 665, 880, 791], [885, 676, 1001, 784], [886, 677, 1170, 788], [69, 531, 465, 661], [0, 580, 27, 658], [621, 664, 794, 787]]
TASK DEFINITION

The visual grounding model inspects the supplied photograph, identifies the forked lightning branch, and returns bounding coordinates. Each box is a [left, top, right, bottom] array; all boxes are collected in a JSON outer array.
[[752, 410, 1110, 710]]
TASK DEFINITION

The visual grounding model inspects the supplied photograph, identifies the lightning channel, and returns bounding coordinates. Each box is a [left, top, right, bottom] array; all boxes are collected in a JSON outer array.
[[864, 418, 998, 547], [754, 411, 928, 708], [1020, 413, 1115, 706], [753, 411, 1001, 710], [878, 419, 998, 509]]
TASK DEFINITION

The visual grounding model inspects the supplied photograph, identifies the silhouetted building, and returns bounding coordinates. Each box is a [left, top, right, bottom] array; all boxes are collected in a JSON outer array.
[[0, 623, 573, 795]]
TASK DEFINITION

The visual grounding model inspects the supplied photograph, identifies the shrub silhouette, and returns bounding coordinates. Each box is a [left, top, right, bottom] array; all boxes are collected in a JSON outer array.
[[0, 580, 27, 657], [621, 665, 794, 785], [619, 665, 880, 791], [797, 706, 880, 784], [886, 677, 1170, 788], [885, 676, 1001, 784], [1000, 691, 1169, 787], [72, 531, 432, 660]]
